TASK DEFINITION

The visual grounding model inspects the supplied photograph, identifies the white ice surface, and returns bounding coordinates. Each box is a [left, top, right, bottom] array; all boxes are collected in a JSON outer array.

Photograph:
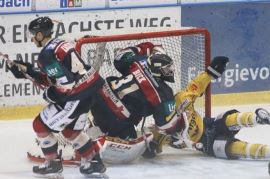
[[0, 104, 270, 179]]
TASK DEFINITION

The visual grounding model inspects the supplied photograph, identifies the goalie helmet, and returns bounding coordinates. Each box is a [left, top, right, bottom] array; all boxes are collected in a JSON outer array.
[[28, 16, 54, 37], [147, 54, 175, 82]]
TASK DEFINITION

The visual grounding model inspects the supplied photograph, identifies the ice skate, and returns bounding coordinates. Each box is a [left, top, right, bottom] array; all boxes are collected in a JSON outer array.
[[255, 108, 270, 124], [80, 154, 107, 178], [32, 150, 63, 179], [32, 158, 63, 179]]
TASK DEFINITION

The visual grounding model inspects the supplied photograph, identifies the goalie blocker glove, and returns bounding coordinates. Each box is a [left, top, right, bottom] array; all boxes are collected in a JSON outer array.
[[206, 56, 229, 79]]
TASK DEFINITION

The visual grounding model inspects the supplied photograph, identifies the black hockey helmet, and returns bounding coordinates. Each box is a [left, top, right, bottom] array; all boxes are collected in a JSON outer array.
[[147, 54, 175, 82], [28, 16, 54, 37]]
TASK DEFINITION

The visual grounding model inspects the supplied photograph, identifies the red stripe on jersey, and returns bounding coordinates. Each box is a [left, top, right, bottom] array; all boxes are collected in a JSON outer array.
[[130, 62, 161, 106], [98, 83, 130, 120], [54, 42, 72, 61], [69, 69, 101, 95]]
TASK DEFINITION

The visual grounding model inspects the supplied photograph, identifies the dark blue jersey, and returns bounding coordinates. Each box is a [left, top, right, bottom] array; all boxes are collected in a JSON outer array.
[[107, 60, 175, 126], [90, 45, 176, 138], [35, 38, 104, 101]]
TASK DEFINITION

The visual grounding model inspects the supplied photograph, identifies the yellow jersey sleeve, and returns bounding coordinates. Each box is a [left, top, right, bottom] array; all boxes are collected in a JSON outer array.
[[175, 72, 212, 113]]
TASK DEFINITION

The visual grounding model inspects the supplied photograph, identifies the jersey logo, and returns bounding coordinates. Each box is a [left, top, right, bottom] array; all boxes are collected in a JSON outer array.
[[190, 83, 199, 92], [188, 113, 200, 140], [164, 100, 176, 115], [45, 62, 64, 77], [164, 100, 176, 122]]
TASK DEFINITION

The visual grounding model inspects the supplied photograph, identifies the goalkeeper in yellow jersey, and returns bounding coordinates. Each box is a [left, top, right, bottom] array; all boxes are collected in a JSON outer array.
[[153, 56, 270, 160]]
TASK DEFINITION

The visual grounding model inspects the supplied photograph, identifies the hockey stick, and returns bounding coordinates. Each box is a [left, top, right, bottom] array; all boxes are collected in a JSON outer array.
[[141, 116, 151, 150], [140, 107, 152, 151], [92, 42, 106, 72], [78, 35, 107, 72], [0, 52, 46, 90]]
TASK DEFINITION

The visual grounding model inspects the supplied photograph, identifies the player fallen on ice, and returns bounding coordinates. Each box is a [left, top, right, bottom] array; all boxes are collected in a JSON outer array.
[[102, 42, 270, 161], [106, 44, 270, 161], [7, 16, 107, 178], [152, 56, 270, 160], [90, 42, 177, 159]]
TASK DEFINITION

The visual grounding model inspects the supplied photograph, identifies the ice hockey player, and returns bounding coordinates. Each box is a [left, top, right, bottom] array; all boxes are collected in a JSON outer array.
[[26, 41, 179, 164], [158, 56, 270, 160], [27, 42, 168, 165], [7, 16, 107, 178], [88, 42, 177, 159], [91, 42, 270, 161]]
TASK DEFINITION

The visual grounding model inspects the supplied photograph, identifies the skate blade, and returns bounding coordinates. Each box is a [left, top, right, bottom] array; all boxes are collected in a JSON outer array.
[[33, 172, 64, 179], [82, 173, 108, 179]]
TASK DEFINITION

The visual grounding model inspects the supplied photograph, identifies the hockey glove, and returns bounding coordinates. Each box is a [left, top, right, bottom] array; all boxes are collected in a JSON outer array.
[[206, 56, 229, 79], [136, 42, 155, 56], [43, 86, 61, 104], [7, 63, 26, 79], [7, 60, 36, 79], [152, 45, 166, 55]]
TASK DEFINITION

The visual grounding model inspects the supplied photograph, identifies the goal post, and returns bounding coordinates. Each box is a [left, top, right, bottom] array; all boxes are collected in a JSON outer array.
[[75, 28, 211, 118]]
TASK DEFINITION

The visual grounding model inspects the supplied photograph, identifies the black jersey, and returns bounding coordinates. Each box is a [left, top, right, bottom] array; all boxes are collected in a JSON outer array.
[[91, 47, 176, 138], [34, 38, 104, 101], [107, 60, 175, 126]]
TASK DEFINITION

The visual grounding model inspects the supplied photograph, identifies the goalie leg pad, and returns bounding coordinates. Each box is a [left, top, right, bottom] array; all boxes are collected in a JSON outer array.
[[101, 133, 153, 164]]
